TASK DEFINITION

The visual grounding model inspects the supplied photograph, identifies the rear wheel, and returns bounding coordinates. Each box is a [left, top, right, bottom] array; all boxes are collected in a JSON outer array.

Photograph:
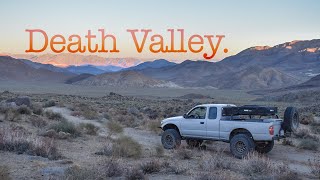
[[186, 139, 203, 147], [283, 107, 299, 133], [230, 134, 255, 159], [161, 129, 181, 149], [255, 141, 274, 154]]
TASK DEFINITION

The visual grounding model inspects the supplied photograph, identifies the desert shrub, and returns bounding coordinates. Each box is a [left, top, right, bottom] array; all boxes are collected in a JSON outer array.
[[74, 103, 99, 120], [140, 160, 162, 174], [30, 116, 47, 128], [83, 109, 99, 120], [0, 165, 11, 180], [106, 120, 123, 135], [311, 122, 320, 134], [0, 128, 60, 160], [176, 147, 193, 160], [148, 120, 162, 134], [31, 103, 43, 115], [308, 158, 320, 178], [297, 139, 319, 150], [49, 120, 80, 137], [168, 164, 188, 175], [112, 136, 142, 158], [113, 114, 136, 127], [45, 111, 64, 121], [43, 100, 56, 107], [155, 144, 164, 157], [17, 105, 31, 115], [125, 168, 146, 180], [294, 128, 319, 141], [300, 113, 315, 125], [200, 153, 233, 171], [79, 123, 99, 135], [105, 159, 123, 177], [241, 153, 274, 175], [240, 152, 294, 178], [4, 109, 20, 121], [281, 138, 294, 146], [195, 171, 241, 180], [64, 166, 101, 180]]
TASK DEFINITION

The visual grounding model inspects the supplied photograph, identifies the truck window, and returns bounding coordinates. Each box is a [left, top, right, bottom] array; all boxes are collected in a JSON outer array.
[[187, 107, 207, 119], [209, 107, 217, 119]]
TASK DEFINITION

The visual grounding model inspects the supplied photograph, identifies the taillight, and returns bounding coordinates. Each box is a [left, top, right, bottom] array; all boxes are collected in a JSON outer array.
[[269, 126, 274, 135]]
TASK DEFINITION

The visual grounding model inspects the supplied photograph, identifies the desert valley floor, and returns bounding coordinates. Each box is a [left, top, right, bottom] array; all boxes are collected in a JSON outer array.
[[0, 81, 319, 180]]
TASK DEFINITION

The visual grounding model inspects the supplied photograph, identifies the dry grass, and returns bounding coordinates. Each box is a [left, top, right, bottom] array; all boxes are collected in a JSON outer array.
[[30, 115, 47, 128], [106, 120, 123, 135], [79, 123, 99, 135], [140, 159, 162, 174], [49, 120, 80, 137], [104, 159, 123, 177], [200, 152, 233, 171], [45, 110, 64, 121], [0, 128, 60, 160], [0, 165, 11, 180], [300, 113, 315, 125], [308, 158, 320, 179], [125, 167, 146, 180], [297, 139, 319, 151], [112, 136, 142, 158]]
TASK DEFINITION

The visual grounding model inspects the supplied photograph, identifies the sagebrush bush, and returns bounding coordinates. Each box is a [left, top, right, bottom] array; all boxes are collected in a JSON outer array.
[[30, 116, 47, 128], [140, 160, 162, 174], [155, 144, 164, 157], [43, 100, 56, 108], [79, 123, 99, 135], [0, 129, 60, 160], [297, 139, 319, 150], [64, 166, 100, 180], [105, 159, 123, 177], [200, 153, 233, 171], [4, 109, 20, 121], [148, 120, 162, 134], [17, 105, 31, 115], [113, 114, 136, 127], [112, 136, 142, 158], [125, 168, 146, 180], [176, 147, 193, 160], [45, 111, 64, 121], [49, 120, 80, 137], [31, 103, 43, 115], [300, 113, 315, 125], [106, 121, 123, 135]]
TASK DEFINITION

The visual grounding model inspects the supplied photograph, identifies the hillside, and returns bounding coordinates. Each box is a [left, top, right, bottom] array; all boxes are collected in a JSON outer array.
[[0, 56, 73, 82], [6, 53, 145, 68], [124, 59, 176, 71], [73, 71, 180, 88]]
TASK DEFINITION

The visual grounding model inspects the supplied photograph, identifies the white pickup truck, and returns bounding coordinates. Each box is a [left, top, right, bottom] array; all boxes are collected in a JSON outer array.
[[160, 104, 299, 158]]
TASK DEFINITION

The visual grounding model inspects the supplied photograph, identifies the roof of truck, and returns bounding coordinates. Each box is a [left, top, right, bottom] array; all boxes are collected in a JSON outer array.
[[196, 104, 236, 107]]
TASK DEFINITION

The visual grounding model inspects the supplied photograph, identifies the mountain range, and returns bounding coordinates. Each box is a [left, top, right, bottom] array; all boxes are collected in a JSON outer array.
[[1, 39, 319, 90]]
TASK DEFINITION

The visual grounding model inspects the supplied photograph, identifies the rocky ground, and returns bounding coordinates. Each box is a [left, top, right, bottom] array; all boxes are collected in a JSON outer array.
[[0, 91, 319, 180]]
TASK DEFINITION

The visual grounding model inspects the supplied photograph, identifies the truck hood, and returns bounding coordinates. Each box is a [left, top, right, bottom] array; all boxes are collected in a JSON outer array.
[[161, 116, 183, 125]]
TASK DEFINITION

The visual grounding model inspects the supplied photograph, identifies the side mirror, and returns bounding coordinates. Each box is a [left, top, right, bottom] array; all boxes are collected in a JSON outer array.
[[183, 114, 187, 118]]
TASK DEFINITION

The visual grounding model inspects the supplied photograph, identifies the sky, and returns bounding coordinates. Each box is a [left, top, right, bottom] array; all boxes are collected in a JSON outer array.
[[0, 0, 319, 61]]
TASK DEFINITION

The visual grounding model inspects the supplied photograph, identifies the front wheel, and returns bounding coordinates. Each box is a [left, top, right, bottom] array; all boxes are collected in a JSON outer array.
[[161, 129, 181, 149], [230, 134, 255, 159], [255, 141, 274, 154]]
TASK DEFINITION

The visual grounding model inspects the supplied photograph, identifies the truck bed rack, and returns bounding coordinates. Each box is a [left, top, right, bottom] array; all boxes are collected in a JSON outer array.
[[222, 105, 278, 116]]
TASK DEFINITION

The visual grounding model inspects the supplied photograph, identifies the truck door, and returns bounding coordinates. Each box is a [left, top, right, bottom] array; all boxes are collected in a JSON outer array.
[[206, 107, 220, 139], [180, 106, 207, 137]]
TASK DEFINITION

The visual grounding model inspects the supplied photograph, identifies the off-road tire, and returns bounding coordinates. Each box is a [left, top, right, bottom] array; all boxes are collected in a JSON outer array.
[[255, 140, 274, 154], [161, 129, 181, 149], [230, 134, 255, 159], [283, 107, 299, 133], [186, 139, 203, 147]]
